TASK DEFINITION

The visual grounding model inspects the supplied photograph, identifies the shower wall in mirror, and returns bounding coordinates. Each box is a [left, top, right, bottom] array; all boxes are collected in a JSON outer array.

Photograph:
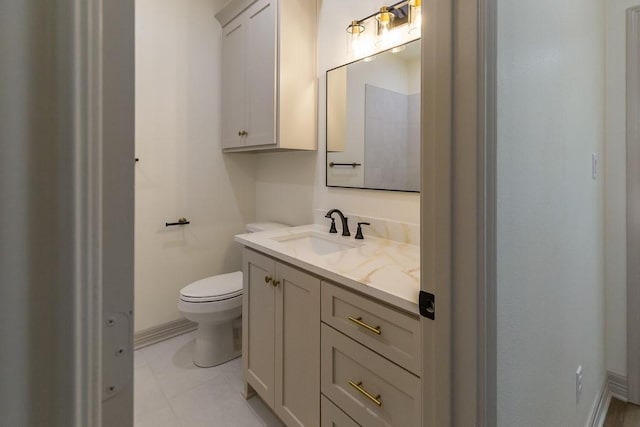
[[326, 39, 420, 192]]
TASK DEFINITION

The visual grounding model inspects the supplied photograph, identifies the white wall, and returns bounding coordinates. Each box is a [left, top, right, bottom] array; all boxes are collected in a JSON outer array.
[[605, 0, 640, 378], [135, 0, 256, 332], [255, 0, 420, 226], [496, 0, 606, 425]]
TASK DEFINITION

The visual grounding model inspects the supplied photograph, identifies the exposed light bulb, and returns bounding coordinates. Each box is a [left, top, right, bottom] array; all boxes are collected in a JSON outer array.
[[346, 20, 365, 58], [375, 6, 394, 48]]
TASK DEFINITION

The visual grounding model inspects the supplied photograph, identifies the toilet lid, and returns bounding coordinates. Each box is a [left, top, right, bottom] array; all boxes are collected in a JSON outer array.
[[179, 271, 243, 303]]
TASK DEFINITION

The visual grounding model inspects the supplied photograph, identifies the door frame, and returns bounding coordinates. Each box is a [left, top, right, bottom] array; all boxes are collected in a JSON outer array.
[[420, 0, 497, 425], [419, 0, 453, 423], [478, 0, 498, 424], [75, 0, 136, 425], [627, 5, 640, 406], [77, 1, 105, 423], [83, 0, 501, 424]]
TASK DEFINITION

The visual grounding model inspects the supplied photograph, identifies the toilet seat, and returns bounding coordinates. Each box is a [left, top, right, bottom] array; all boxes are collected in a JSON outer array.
[[179, 271, 242, 303]]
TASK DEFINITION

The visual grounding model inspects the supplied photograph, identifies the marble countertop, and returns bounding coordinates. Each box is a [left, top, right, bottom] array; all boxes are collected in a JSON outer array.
[[235, 224, 420, 314]]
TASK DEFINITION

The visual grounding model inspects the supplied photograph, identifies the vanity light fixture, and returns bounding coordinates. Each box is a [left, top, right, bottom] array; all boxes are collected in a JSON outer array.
[[346, 1, 419, 57]]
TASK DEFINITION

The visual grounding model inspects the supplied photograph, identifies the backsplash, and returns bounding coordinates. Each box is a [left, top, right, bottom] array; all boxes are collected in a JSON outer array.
[[313, 209, 419, 246]]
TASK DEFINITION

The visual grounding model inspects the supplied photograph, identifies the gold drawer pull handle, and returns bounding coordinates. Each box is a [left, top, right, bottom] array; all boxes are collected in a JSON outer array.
[[348, 316, 381, 335], [264, 276, 273, 284], [272, 280, 280, 287], [349, 381, 382, 407]]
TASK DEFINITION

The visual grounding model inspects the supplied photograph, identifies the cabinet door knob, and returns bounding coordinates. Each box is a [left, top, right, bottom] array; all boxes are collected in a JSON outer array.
[[238, 131, 243, 136], [272, 280, 280, 287], [264, 276, 273, 284]]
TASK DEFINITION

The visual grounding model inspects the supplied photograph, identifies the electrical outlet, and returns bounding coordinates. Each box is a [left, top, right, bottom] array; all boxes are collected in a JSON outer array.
[[576, 365, 583, 403]]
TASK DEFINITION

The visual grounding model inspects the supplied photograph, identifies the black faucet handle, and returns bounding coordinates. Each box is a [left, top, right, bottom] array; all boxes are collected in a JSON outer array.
[[355, 222, 371, 240], [328, 218, 337, 233], [342, 217, 350, 237]]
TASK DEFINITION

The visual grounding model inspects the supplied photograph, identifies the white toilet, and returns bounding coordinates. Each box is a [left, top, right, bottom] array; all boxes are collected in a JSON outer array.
[[178, 222, 287, 367]]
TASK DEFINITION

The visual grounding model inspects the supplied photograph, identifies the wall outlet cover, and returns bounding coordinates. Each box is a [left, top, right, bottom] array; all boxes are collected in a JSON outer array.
[[576, 365, 583, 403]]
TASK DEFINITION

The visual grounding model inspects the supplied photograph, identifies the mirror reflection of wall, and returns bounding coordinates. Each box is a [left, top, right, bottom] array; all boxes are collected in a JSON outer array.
[[327, 39, 420, 193]]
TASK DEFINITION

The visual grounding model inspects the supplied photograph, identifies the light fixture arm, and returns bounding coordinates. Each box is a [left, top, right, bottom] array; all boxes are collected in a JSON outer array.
[[351, 0, 409, 25]]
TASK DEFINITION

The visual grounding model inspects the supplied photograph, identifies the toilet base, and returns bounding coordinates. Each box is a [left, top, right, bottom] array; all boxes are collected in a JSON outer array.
[[193, 319, 241, 368]]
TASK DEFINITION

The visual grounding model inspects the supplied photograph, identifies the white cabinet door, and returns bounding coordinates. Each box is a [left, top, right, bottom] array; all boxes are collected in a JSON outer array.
[[243, 249, 276, 407], [245, 0, 276, 147], [216, 0, 317, 152], [221, 19, 246, 149], [243, 249, 321, 426], [275, 263, 320, 427]]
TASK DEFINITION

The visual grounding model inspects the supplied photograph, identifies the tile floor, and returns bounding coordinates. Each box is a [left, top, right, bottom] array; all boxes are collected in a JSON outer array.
[[135, 331, 284, 427]]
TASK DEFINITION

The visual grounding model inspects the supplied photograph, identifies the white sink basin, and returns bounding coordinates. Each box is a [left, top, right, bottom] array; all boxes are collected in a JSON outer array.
[[270, 231, 355, 256]]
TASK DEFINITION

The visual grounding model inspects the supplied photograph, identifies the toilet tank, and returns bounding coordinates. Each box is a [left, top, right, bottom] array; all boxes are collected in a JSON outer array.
[[245, 222, 289, 233]]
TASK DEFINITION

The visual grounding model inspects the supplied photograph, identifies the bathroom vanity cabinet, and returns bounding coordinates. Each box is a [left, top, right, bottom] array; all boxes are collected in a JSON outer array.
[[242, 247, 422, 427], [215, 0, 317, 152]]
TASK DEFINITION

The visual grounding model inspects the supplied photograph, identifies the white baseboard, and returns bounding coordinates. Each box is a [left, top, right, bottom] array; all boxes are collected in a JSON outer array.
[[608, 371, 629, 401], [589, 376, 611, 427], [588, 371, 629, 427], [134, 318, 197, 350]]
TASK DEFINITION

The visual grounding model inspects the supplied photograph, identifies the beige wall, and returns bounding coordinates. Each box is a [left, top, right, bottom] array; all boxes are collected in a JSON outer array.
[[254, 0, 420, 227], [135, 0, 256, 332], [605, 0, 640, 378], [496, 0, 606, 425]]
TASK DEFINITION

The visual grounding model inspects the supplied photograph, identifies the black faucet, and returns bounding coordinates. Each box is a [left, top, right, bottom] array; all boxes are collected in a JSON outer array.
[[325, 209, 350, 237], [355, 222, 370, 240]]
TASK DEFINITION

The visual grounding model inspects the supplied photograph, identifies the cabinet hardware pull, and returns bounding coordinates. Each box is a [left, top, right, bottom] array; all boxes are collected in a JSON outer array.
[[272, 280, 280, 287], [264, 276, 273, 284], [348, 316, 381, 335], [238, 131, 243, 136], [349, 381, 382, 407]]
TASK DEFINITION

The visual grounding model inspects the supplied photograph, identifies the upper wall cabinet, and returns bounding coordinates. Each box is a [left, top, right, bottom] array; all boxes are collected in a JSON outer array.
[[216, 0, 318, 152]]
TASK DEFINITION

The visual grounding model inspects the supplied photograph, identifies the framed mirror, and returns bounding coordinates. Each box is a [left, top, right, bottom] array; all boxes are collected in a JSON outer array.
[[326, 38, 420, 193]]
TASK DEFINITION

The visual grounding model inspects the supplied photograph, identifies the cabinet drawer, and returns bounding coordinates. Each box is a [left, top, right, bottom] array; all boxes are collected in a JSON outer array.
[[321, 395, 359, 427], [321, 325, 421, 427], [321, 281, 420, 375]]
